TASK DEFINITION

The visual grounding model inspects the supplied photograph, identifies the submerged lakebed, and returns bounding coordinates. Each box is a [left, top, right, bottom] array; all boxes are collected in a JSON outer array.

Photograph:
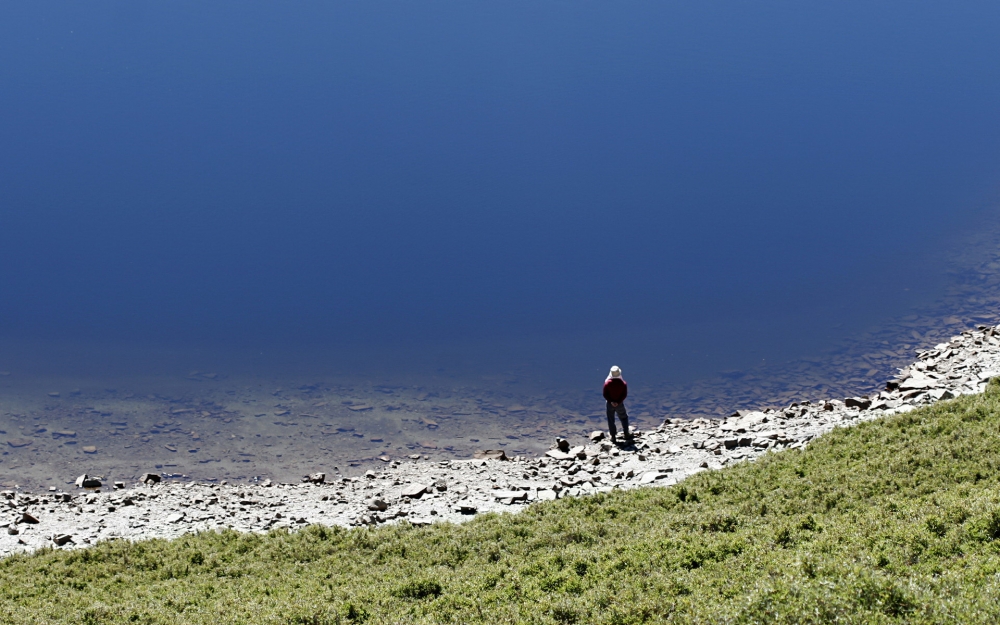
[[3, 217, 1000, 491]]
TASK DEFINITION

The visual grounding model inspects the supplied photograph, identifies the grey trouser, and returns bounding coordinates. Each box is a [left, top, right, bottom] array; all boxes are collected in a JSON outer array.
[[606, 401, 629, 439]]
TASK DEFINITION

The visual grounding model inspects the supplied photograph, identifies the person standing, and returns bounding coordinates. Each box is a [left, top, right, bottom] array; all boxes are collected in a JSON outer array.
[[603, 365, 631, 443]]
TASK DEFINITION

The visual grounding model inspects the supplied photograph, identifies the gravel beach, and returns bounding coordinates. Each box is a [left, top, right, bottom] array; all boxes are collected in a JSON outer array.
[[4, 322, 1000, 558]]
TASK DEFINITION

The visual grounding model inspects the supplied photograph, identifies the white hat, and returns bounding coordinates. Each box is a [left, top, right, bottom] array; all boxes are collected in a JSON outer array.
[[609, 366, 621, 378]]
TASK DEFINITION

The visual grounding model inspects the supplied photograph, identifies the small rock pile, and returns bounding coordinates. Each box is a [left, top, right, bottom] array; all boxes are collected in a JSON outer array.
[[3, 323, 1000, 558]]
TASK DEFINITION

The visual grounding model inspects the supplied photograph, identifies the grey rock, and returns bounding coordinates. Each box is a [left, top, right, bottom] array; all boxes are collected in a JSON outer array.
[[493, 490, 528, 502], [545, 449, 574, 461], [928, 388, 955, 401], [165, 512, 185, 523], [844, 397, 873, 410], [555, 438, 571, 453], [898, 377, 935, 391], [366, 498, 388, 512], [52, 534, 73, 546], [400, 484, 427, 499], [589, 431, 605, 442], [75, 474, 101, 489], [140, 473, 161, 484], [639, 471, 670, 484], [19, 512, 39, 524], [302, 472, 326, 484]]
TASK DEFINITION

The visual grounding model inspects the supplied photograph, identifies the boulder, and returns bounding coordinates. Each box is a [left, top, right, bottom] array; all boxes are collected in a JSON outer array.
[[555, 438, 571, 453], [140, 473, 161, 484]]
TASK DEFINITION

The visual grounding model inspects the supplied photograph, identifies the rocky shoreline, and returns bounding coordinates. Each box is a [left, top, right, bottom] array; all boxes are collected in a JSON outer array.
[[3, 322, 1000, 558]]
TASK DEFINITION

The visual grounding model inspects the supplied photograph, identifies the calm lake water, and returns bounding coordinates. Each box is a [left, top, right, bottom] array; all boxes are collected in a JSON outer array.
[[2, 2, 1000, 488]]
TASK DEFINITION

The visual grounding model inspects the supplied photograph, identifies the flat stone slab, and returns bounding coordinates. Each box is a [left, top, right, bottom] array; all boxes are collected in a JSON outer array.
[[400, 484, 427, 499]]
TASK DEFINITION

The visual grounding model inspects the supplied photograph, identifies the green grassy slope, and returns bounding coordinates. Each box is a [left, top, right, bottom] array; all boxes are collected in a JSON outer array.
[[5, 383, 1000, 624]]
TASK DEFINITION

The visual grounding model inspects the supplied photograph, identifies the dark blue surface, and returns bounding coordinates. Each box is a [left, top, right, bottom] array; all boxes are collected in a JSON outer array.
[[2, 1, 999, 384]]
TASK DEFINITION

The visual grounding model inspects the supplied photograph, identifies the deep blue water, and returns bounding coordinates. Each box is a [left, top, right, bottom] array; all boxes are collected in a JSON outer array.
[[2, 1, 1000, 390]]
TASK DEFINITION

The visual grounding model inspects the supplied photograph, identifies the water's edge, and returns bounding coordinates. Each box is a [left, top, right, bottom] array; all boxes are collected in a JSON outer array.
[[2, 320, 997, 558]]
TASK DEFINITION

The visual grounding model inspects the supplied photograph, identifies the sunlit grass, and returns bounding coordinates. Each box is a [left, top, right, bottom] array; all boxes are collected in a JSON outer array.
[[4, 382, 1000, 623]]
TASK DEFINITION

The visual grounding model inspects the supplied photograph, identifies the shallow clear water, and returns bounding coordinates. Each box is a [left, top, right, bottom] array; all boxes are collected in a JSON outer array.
[[2, 2, 1000, 488]]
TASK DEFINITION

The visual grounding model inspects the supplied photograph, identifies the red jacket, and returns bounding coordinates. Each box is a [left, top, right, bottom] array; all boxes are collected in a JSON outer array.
[[603, 377, 627, 403]]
